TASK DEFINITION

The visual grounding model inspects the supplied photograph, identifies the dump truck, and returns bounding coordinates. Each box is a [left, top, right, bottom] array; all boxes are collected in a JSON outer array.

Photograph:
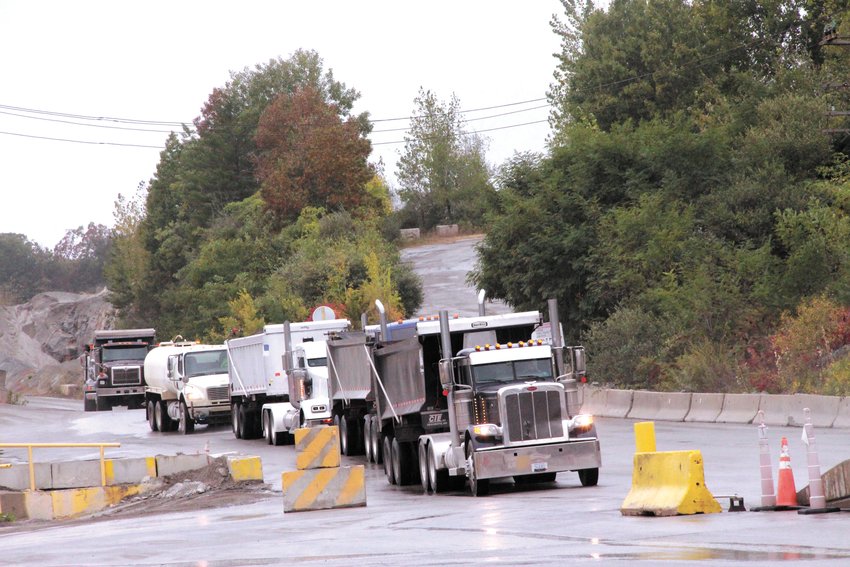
[[143, 341, 231, 434], [226, 319, 351, 443], [327, 298, 600, 496], [81, 328, 156, 411]]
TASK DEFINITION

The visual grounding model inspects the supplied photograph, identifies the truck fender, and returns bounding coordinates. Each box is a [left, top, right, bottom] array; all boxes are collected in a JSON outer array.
[[263, 401, 296, 433], [419, 433, 454, 471]]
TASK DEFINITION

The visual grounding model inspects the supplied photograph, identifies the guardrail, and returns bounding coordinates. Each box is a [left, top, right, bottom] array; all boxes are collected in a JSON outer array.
[[0, 442, 120, 490]]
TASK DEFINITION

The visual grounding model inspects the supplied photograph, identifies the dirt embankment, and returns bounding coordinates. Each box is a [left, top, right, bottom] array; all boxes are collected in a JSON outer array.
[[0, 289, 114, 397]]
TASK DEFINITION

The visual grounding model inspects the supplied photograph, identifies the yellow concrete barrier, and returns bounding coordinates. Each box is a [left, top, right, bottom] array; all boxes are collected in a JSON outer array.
[[281, 465, 366, 513], [227, 455, 263, 482], [621, 450, 722, 516], [294, 426, 340, 470]]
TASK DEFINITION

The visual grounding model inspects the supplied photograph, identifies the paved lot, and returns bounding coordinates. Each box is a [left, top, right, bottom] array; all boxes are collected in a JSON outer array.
[[2, 397, 850, 566]]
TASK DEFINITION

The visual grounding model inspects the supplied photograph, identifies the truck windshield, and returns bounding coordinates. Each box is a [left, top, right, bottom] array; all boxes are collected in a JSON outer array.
[[184, 350, 228, 378], [471, 358, 554, 385], [307, 357, 327, 368], [101, 346, 148, 363]]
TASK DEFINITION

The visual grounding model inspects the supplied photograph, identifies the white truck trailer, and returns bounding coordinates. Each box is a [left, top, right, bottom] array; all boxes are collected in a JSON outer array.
[[226, 319, 351, 443], [143, 342, 231, 434]]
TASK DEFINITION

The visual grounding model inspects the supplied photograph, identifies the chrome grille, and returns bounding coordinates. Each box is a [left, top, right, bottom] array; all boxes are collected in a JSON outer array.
[[111, 367, 141, 386], [207, 386, 230, 401], [505, 389, 563, 442]]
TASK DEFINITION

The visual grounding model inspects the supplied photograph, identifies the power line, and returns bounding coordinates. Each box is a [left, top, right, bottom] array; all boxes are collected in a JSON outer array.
[[0, 130, 164, 149], [371, 104, 551, 134], [370, 119, 549, 146], [0, 109, 181, 134], [0, 103, 187, 126], [370, 97, 549, 123]]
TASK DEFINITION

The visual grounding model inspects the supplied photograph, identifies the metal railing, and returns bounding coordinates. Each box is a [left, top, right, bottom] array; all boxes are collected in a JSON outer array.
[[0, 443, 120, 491]]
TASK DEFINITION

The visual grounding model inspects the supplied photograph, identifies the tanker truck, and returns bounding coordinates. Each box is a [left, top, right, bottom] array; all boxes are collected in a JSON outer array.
[[143, 342, 231, 434], [226, 319, 351, 443], [81, 328, 156, 411]]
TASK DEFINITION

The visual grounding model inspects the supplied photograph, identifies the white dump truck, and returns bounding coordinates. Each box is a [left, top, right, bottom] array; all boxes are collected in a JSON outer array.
[[226, 319, 351, 444], [328, 298, 600, 496], [143, 342, 231, 434]]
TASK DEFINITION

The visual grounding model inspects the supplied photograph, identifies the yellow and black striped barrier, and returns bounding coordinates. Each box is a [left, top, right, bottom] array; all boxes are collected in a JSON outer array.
[[282, 425, 366, 513]]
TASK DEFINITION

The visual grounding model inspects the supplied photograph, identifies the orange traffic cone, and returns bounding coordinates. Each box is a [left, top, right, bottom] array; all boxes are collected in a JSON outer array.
[[776, 436, 797, 507]]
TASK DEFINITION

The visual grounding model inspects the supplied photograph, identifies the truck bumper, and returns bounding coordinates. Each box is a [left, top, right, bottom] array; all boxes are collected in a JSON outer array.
[[190, 403, 231, 424], [96, 386, 144, 398], [473, 438, 601, 481]]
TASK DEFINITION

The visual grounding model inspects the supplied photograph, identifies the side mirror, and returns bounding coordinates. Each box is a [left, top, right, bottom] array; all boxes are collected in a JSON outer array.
[[438, 359, 453, 389], [573, 347, 586, 375]]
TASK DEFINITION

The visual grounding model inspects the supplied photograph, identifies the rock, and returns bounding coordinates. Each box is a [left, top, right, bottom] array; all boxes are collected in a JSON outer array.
[[0, 289, 114, 396]]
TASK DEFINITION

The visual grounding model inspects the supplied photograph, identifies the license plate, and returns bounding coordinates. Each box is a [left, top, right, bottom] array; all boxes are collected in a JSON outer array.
[[532, 462, 548, 472]]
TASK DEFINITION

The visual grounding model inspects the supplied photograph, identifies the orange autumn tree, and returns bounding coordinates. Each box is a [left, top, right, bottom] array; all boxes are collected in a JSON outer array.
[[255, 86, 374, 222]]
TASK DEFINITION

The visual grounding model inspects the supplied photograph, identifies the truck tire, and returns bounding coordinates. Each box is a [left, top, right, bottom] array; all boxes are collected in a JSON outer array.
[[363, 416, 373, 463], [154, 401, 166, 432], [340, 415, 361, 456], [232, 403, 242, 439], [84, 397, 96, 412], [178, 401, 194, 434], [578, 468, 599, 487], [370, 416, 382, 464], [383, 435, 396, 485], [419, 441, 431, 492], [263, 410, 273, 445], [147, 400, 159, 432], [428, 443, 450, 493], [401, 441, 420, 486], [466, 440, 489, 497]]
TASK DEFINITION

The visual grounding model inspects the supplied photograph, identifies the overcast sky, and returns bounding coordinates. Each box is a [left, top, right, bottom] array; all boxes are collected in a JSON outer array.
[[1, 1, 566, 248]]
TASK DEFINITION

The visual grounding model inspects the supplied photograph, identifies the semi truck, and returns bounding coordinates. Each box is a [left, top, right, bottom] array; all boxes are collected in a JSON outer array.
[[327, 299, 601, 496], [226, 319, 351, 443], [143, 341, 231, 434], [81, 328, 156, 411]]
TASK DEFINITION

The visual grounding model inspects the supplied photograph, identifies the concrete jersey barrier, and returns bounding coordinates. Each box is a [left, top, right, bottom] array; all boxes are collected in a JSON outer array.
[[788, 394, 840, 428], [715, 393, 761, 424], [627, 391, 692, 422], [684, 393, 724, 423], [601, 389, 634, 418]]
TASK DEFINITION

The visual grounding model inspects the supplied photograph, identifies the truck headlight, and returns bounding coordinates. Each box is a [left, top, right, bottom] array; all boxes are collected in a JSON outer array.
[[184, 384, 205, 402], [568, 414, 594, 432], [472, 423, 502, 441]]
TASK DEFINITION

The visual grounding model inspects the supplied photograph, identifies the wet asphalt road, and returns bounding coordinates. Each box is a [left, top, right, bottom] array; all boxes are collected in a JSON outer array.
[[3, 397, 850, 566], [3, 237, 850, 565]]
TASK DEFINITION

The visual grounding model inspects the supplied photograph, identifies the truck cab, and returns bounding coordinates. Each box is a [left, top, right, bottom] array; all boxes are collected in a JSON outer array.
[[144, 343, 231, 434], [82, 328, 155, 412]]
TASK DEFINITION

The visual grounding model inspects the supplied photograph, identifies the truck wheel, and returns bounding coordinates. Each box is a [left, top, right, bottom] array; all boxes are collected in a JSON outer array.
[[578, 468, 599, 487], [466, 440, 489, 497], [84, 397, 96, 412], [363, 416, 373, 463], [340, 415, 351, 455], [371, 416, 382, 464], [178, 401, 194, 434], [419, 441, 431, 492], [383, 435, 396, 485], [263, 410, 273, 445], [96, 397, 111, 411], [392, 438, 417, 486], [154, 401, 166, 432], [428, 443, 450, 493], [340, 415, 361, 456], [147, 400, 159, 432], [232, 403, 242, 439]]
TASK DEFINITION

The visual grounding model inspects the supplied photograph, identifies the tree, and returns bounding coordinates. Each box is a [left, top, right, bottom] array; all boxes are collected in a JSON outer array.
[[0, 233, 49, 304], [52, 222, 112, 292], [256, 86, 374, 222], [396, 88, 494, 230]]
